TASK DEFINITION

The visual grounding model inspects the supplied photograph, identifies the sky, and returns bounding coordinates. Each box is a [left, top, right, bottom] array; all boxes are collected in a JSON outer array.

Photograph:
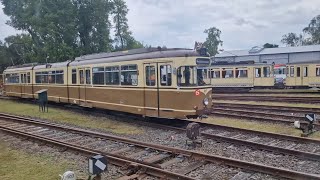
[[1, 0, 320, 50]]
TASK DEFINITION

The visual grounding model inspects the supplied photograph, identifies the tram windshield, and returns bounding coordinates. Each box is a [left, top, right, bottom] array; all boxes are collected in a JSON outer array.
[[177, 66, 209, 86]]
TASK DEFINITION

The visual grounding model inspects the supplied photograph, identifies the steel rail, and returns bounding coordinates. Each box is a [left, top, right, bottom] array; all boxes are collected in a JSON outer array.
[[0, 126, 194, 180], [213, 103, 320, 114], [1, 113, 320, 179], [211, 108, 320, 129]]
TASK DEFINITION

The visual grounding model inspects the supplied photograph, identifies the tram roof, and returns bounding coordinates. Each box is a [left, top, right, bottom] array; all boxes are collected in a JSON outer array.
[[70, 48, 202, 66]]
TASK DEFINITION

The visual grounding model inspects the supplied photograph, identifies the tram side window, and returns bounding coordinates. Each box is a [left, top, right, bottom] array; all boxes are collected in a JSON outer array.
[[316, 67, 320, 77], [121, 65, 138, 86], [303, 67, 308, 77], [79, 70, 84, 84], [290, 66, 294, 77], [20, 74, 26, 83], [27, 72, 30, 83], [105, 66, 120, 85], [35, 71, 48, 84], [93, 67, 105, 85], [263, 67, 270, 77], [160, 65, 172, 86], [55, 70, 64, 84], [72, 69, 77, 84], [85, 69, 91, 84], [177, 66, 197, 86], [48, 71, 56, 84], [210, 70, 220, 78], [297, 67, 301, 77], [255, 68, 261, 78], [146, 65, 156, 86], [222, 69, 233, 78], [236, 69, 248, 78], [6, 74, 19, 83]]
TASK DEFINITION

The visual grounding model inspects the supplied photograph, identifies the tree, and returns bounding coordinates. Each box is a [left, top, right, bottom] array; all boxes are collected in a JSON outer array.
[[281, 14, 320, 46], [303, 15, 320, 45], [112, 0, 143, 51], [281, 33, 304, 47], [263, 43, 279, 48], [4, 34, 36, 64], [203, 27, 223, 56]]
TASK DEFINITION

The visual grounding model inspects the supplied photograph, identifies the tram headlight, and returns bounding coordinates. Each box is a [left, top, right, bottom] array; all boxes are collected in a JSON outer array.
[[203, 98, 209, 106]]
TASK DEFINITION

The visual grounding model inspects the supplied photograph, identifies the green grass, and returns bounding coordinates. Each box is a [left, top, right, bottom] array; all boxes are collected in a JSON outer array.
[[0, 140, 81, 180], [213, 100, 320, 109], [0, 99, 143, 135], [204, 116, 320, 139]]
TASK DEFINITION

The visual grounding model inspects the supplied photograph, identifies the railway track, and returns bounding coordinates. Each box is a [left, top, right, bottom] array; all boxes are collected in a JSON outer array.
[[212, 95, 320, 104], [211, 103, 320, 128], [1, 113, 320, 179], [214, 102, 320, 114]]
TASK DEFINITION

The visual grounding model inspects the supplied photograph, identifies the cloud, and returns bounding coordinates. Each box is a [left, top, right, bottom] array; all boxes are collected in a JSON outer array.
[[126, 0, 320, 49], [1, 1, 320, 50]]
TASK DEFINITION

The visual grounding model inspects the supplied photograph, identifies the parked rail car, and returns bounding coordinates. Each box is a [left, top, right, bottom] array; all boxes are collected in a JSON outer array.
[[208, 62, 275, 90], [3, 48, 212, 119], [286, 61, 320, 88]]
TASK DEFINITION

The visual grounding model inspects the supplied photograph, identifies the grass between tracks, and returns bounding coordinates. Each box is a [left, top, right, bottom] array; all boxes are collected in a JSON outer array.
[[214, 100, 320, 109], [0, 99, 143, 135], [0, 140, 74, 180], [204, 116, 320, 139]]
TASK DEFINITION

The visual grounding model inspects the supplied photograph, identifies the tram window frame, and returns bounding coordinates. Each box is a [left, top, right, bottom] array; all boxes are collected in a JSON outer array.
[[235, 68, 248, 78], [297, 67, 301, 77], [72, 69, 77, 84], [303, 67, 308, 77], [55, 70, 64, 84], [177, 66, 197, 87], [316, 66, 320, 77], [92, 67, 105, 85], [48, 71, 56, 84], [255, 68, 261, 78], [20, 74, 26, 84], [6, 73, 19, 83], [146, 65, 156, 86], [263, 67, 270, 77], [222, 69, 234, 78], [210, 69, 220, 78], [121, 64, 138, 86], [105, 66, 120, 85], [79, 70, 85, 84], [27, 72, 30, 84], [85, 69, 91, 84], [290, 66, 294, 77], [160, 65, 172, 86]]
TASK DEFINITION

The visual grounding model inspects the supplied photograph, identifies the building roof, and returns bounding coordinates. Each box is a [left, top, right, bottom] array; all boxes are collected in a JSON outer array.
[[215, 45, 320, 58]]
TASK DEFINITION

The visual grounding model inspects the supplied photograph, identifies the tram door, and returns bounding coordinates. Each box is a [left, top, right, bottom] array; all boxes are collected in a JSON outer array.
[[20, 73, 26, 98], [144, 63, 159, 117], [78, 68, 91, 105], [295, 66, 309, 86]]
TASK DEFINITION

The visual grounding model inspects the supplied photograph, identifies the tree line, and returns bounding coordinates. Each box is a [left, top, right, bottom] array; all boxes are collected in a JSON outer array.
[[0, 0, 143, 72]]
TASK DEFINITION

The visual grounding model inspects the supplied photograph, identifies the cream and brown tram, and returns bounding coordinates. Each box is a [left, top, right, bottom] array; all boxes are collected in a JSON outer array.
[[3, 48, 212, 119]]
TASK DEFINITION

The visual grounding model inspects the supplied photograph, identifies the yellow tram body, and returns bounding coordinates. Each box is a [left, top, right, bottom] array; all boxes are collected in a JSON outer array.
[[286, 62, 320, 88], [208, 63, 275, 89], [3, 48, 212, 119]]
